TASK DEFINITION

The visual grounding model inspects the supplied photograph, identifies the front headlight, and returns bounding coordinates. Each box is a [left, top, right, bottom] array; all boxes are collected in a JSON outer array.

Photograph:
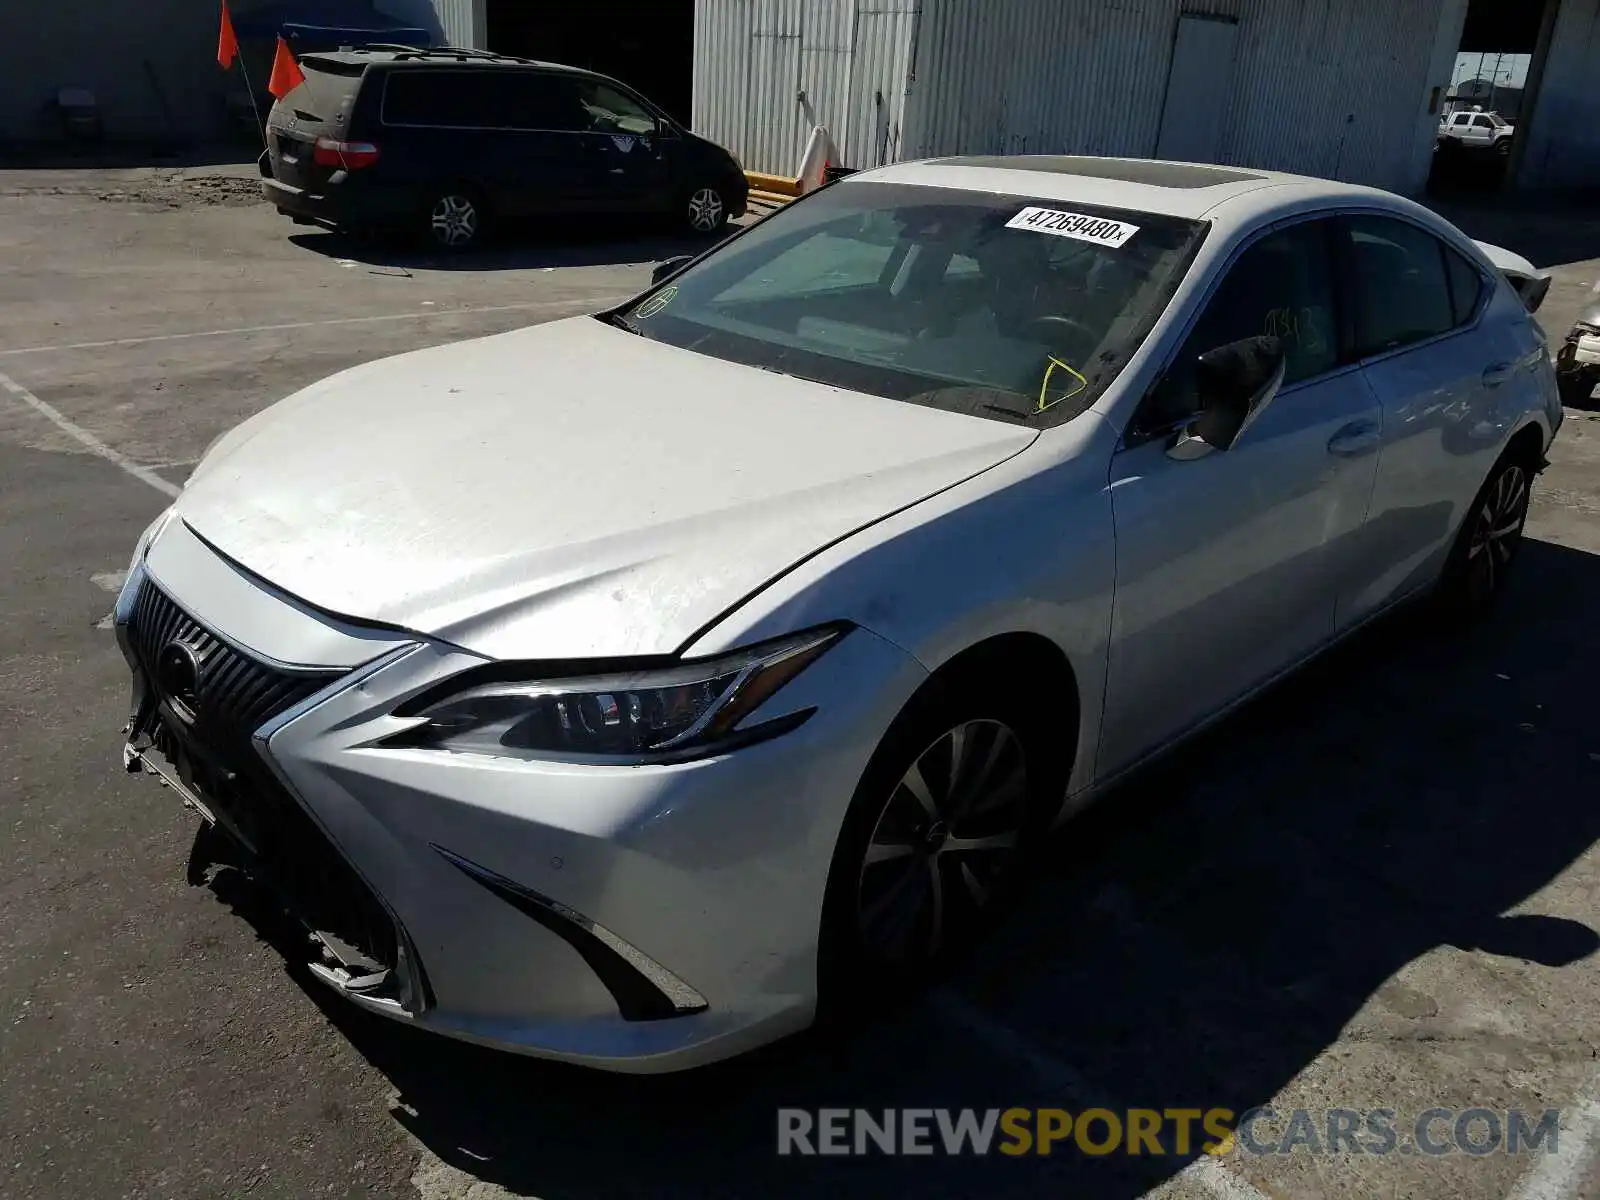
[[387, 626, 845, 761]]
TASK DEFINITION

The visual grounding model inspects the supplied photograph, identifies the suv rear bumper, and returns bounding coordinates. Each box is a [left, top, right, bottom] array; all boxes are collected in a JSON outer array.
[[261, 177, 417, 230]]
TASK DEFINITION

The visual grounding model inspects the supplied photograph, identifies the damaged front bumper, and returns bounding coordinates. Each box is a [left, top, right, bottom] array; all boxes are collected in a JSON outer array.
[[112, 523, 926, 1072]]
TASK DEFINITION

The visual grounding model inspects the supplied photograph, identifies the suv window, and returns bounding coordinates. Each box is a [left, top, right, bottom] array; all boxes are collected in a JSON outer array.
[[575, 80, 658, 136], [1139, 219, 1339, 435], [383, 70, 492, 128], [381, 69, 589, 131], [1341, 216, 1457, 356]]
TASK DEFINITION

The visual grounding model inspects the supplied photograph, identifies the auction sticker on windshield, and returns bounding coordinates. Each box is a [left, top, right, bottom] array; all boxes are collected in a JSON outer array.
[[1005, 207, 1140, 247]]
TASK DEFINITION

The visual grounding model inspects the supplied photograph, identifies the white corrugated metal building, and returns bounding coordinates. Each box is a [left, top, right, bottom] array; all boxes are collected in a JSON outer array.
[[689, 0, 1600, 194]]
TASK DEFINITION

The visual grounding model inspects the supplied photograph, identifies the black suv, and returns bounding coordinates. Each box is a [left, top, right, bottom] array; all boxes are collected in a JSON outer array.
[[260, 48, 748, 249]]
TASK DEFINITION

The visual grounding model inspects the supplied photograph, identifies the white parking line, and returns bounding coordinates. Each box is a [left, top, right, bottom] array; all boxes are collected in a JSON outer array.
[[930, 992, 1273, 1200], [1506, 1069, 1600, 1200], [0, 299, 608, 358], [0, 368, 180, 497]]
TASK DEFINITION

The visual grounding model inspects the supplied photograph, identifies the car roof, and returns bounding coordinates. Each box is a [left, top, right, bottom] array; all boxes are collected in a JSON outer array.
[[302, 47, 583, 72], [847, 155, 1395, 221]]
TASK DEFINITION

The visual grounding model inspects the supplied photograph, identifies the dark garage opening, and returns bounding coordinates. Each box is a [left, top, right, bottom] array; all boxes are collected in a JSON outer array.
[[486, 0, 696, 123], [1429, 0, 1558, 195]]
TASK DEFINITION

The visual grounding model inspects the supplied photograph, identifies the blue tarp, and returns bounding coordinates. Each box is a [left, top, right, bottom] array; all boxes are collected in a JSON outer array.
[[230, 1, 437, 44]]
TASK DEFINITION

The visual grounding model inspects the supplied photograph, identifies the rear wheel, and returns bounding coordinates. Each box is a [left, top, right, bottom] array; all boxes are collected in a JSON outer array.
[[1437, 447, 1535, 615], [425, 187, 486, 251], [684, 184, 728, 235]]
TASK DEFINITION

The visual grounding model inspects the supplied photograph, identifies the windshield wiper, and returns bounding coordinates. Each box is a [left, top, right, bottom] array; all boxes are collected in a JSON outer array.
[[911, 385, 1038, 424], [979, 399, 1036, 424], [602, 311, 643, 335]]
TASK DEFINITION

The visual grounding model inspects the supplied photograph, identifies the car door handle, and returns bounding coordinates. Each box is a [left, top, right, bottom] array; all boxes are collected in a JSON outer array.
[[1327, 421, 1381, 457], [1482, 362, 1514, 387]]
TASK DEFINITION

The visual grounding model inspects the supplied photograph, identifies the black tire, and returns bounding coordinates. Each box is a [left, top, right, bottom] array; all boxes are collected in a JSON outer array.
[[1495, 137, 1513, 158], [816, 681, 1061, 1021], [1437, 445, 1537, 616], [423, 185, 488, 251], [682, 183, 729, 235]]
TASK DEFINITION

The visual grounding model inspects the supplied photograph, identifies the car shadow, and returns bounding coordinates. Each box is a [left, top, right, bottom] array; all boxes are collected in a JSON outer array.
[[286, 220, 733, 274], [196, 535, 1600, 1198]]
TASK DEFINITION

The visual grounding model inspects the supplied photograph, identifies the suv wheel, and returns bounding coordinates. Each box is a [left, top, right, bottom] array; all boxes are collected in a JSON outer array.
[[426, 188, 485, 250], [685, 185, 727, 235]]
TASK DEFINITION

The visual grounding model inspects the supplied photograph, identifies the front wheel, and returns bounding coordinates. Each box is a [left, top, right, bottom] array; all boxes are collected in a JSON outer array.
[[683, 185, 728, 235], [818, 694, 1046, 1019]]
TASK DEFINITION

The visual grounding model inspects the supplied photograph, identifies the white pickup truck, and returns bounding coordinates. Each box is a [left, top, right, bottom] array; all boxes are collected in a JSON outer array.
[[1437, 109, 1515, 156]]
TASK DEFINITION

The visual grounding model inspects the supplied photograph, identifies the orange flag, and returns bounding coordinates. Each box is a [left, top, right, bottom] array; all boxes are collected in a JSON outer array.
[[217, 0, 239, 69], [267, 35, 306, 99]]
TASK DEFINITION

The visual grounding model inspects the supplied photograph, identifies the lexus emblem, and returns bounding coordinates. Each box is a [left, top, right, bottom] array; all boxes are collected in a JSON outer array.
[[156, 640, 202, 724]]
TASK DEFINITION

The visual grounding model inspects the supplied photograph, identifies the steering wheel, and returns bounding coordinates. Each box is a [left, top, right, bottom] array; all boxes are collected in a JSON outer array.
[[1022, 313, 1097, 347]]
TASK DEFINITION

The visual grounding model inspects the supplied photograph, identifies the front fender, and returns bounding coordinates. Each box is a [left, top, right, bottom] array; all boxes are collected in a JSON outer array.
[[686, 414, 1120, 796]]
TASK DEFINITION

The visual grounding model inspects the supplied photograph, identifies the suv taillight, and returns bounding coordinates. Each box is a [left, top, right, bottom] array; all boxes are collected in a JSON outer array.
[[312, 138, 380, 169]]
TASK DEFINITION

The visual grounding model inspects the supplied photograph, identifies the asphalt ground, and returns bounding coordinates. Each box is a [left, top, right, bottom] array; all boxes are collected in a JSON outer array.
[[0, 165, 1597, 1200]]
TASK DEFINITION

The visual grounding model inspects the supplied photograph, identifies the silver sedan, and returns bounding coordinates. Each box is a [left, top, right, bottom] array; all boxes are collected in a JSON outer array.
[[115, 155, 1562, 1072]]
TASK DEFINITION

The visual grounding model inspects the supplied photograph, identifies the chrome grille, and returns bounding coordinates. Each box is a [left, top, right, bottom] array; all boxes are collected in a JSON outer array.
[[128, 579, 399, 975], [128, 581, 336, 757]]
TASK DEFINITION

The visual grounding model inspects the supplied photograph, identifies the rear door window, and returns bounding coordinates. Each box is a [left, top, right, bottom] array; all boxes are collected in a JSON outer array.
[[383, 70, 493, 127], [1340, 216, 1457, 356]]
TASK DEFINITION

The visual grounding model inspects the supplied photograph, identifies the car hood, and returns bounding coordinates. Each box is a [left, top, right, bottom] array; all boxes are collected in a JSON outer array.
[[173, 317, 1035, 661]]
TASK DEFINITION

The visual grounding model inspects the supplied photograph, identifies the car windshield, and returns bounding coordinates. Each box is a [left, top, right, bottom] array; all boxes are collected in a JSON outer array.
[[608, 182, 1208, 426]]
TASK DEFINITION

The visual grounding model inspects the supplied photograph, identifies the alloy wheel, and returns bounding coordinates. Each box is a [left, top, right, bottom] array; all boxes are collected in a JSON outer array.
[[687, 187, 724, 233], [430, 194, 479, 247], [855, 719, 1029, 966], [1464, 461, 1529, 602]]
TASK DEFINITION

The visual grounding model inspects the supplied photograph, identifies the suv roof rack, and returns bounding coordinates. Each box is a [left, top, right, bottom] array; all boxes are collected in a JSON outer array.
[[354, 42, 436, 54], [384, 45, 538, 63]]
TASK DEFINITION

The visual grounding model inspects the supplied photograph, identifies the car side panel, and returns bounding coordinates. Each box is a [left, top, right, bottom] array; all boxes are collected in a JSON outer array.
[[1344, 284, 1548, 618]]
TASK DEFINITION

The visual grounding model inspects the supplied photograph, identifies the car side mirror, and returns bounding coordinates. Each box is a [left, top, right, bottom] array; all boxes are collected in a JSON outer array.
[[1167, 335, 1287, 459], [651, 255, 693, 285]]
